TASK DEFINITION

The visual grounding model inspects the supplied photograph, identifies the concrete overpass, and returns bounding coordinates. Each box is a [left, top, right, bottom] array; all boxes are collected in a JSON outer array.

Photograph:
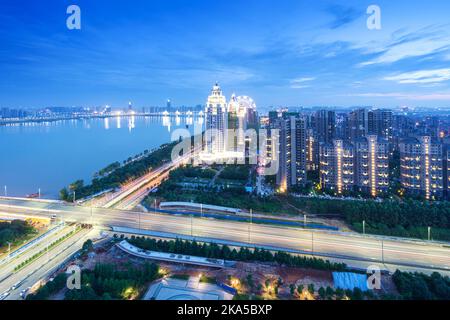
[[1, 197, 449, 275]]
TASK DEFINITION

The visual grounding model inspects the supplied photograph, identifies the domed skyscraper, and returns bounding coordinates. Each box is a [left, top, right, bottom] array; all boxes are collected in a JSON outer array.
[[204, 83, 228, 154]]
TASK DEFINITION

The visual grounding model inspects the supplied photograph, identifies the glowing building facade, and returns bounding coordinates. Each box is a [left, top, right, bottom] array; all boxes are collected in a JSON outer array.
[[204, 83, 228, 155], [399, 136, 444, 200], [275, 115, 308, 191], [319, 140, 355, 194], [355, 135, 389, 197]]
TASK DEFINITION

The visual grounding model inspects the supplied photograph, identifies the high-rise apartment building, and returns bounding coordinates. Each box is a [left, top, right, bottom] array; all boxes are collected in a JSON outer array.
[[319, 140, 355, 194], [399, 136, 444, 200], [355, 135, 390, 196], [204, 83, 228, 155], [368, 109, 393, 141], [275, 115, 308, 191], [314, 110, 336, 144], [348, 108, 369, 141]]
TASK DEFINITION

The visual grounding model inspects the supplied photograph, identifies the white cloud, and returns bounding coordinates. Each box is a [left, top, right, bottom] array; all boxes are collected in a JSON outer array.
[[290, 77, 315, 89], [346, 92, 450, 101], [359, 33, 450, 66], [383, 68, 450, 84], [291, 77, 316, 83]]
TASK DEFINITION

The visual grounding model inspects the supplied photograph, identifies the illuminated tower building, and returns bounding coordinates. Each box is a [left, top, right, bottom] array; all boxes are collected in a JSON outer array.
[[275, 115, 307, 191], [355, 135, 389, 197], [204, 83, 228, 155], [399, 136, 444, 200], [227, 94, 240, 151], [320, 140, 355, 194], [306, 128, 319, 171]]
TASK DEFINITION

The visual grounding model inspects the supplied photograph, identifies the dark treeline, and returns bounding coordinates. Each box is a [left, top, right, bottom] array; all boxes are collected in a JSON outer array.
[[0, 220, 35, 248], [126, 236, 347, 271], [65, 262, 160, 300], [392, 270, 450, 300], [60, 142, 177, 201], [292, 198, 450, 241], [28, 262, 160, 300], [218, 165, 250, 181], [27, 273, 67, 300], [169, 166, 216, 180]]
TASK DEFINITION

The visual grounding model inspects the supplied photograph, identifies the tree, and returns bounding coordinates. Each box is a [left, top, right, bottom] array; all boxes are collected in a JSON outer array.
[[308, 284, 315, 295], [318, 287, 326, 299], [59, 188, 69, 201], [82, 239, 94, 252], [297, 285, 304, 295]]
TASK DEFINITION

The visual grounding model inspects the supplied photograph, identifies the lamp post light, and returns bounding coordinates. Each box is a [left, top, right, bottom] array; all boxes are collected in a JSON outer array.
[[248, 209, 253, 244], [7, 242, 11, 262], [138, 210, 141, 231]]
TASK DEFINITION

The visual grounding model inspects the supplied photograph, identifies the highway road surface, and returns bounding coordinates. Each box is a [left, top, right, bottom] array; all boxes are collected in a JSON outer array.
[[0, 226, 95, 300], [102, 148, 197, 209], [0, 197, 449, 274]]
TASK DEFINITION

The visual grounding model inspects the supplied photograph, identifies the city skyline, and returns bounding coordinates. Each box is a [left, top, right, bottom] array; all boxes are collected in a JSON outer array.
[[1, 0, 450, 109]]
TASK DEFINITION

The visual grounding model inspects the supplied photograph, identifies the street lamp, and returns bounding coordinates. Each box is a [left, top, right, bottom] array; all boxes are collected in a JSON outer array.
[[248, 209, 253, 244], [7, 242, 11, 262]]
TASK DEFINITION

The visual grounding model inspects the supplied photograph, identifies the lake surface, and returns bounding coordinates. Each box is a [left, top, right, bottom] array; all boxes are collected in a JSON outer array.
[[0, 115, 201, 198]]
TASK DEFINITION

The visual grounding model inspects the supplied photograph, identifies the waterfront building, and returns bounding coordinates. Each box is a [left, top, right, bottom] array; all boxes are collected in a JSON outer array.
[[204, 83, 228, 155]]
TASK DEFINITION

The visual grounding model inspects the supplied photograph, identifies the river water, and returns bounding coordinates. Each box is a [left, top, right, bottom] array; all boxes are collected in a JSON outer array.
[[0, 115, 200, 198]]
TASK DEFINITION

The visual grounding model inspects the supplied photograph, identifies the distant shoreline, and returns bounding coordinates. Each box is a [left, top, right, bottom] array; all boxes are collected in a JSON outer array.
[[0, 112, 202, 126]]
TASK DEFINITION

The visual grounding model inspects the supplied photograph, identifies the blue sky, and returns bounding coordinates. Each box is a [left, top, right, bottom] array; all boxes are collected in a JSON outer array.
[[1, 0, 450, 110]]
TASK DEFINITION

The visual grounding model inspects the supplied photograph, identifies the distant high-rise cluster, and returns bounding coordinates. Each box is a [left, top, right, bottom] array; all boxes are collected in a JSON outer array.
[[203, 83, 258, 158], [267, 107, 450, 200]]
